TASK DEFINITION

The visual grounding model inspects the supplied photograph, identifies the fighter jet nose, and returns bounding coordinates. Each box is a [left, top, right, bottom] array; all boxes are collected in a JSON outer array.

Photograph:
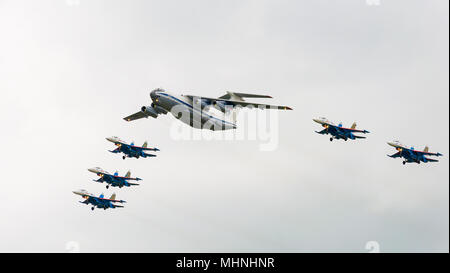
[[313, 119, 321, 124]]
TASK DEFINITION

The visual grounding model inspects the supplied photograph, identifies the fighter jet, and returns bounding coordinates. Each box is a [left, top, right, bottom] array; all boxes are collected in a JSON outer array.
[[106, 136, 159, 160], [387, 141, 443, 165], [73, 190, 126, 211], [88, 167, 142, 189], [123, 88, 293, 131], [313, 117, 370, 141]]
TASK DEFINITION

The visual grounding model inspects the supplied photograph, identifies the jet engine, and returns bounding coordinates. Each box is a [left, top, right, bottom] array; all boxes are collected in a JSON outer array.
[[152, 103, 168, 114], [141, 106, 159, 118], [193, 97, 212, 110], [213, 101, 234, 113]]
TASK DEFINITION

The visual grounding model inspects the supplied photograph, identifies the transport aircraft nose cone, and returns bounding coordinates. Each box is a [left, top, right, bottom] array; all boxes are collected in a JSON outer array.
[[150, 90, 159, 101]]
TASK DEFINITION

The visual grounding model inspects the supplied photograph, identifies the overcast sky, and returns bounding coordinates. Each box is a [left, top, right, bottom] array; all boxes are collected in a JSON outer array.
[[0, 0, 448, 252]]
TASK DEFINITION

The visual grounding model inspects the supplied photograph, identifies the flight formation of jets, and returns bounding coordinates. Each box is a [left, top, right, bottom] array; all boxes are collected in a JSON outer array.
[[74, 88, 443, 211], [312, 117, 443, 164], [74, 137, 159, 210]]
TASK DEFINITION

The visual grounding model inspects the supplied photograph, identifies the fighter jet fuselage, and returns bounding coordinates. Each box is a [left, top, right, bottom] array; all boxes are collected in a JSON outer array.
[[387, 141, 443, 165], [73, 190, 126, 211], [313, 117, 370, 142], [106, 136, 159, 160]]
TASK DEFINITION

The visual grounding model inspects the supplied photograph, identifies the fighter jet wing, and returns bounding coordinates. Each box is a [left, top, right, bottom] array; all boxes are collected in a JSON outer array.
[[113, 204, 125, 208], [128, 145, 159, 152], [95, 196, 125, 203], [388, 152, 402, 158], [127, 182, 140, 186], [424, 157, 439, 162], [348, 128, 370, 133], [124, 111, 148, 122], [114, 176, 142, 181], [184, 95, 293, 110], [124, 146, 158, 154], [315, 129, 328, 135], [414, 151, 443, 156], [332, 126, 369, 134]]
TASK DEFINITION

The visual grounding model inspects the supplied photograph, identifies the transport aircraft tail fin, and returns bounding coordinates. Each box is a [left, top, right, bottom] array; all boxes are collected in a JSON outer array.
[[219, 92, 272, 101]]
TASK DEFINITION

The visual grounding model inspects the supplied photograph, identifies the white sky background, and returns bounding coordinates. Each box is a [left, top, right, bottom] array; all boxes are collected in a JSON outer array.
[[0, 0, 448, 252]]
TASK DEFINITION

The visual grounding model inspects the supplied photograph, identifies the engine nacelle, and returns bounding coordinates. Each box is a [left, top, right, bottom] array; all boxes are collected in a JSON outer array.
[[193, 97, 212, 110], [213, 101, 232, 113], [141, 105, 159, 118], [152, 104, 168, 115]]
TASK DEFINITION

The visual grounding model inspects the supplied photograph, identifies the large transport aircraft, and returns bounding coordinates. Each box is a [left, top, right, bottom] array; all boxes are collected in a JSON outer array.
[[124, 88, 293, 131]]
